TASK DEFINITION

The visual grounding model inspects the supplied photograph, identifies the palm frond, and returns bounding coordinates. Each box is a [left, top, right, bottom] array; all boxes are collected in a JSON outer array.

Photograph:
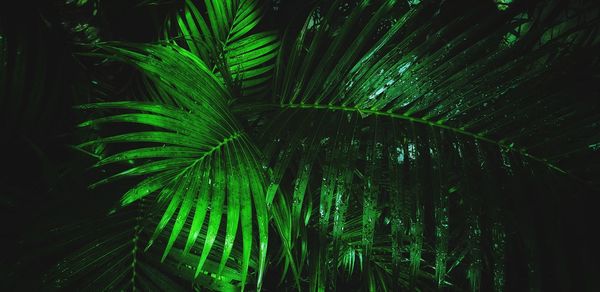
[[44, 196, 254, 291], [77, 42, 269, 290], [15, 0, 598, 291], [167, 0, 280, 96], [260, 0, 600, 290]]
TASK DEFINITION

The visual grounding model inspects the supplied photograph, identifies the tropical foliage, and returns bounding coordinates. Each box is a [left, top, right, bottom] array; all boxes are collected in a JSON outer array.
[[2, 0, 600, 291]]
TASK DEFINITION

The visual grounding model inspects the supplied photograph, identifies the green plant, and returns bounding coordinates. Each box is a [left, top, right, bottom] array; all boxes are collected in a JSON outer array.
[[3, 0, 600, 291]]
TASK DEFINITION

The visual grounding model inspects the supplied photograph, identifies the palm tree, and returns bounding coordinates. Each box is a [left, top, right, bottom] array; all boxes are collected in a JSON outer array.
[[2, 0, 600, 291]]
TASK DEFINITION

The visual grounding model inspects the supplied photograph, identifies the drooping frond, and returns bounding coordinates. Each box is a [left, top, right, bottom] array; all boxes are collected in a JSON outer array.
[[273, 0, 600, 181], [259, 0, 600, 290]]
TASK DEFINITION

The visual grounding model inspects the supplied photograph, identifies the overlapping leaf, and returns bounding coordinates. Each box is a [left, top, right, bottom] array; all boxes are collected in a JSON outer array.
[[258, 0, 600, 290], [51, 0, 600, 291], [43, 197, 254, 291], [168, 0, 279, 96]]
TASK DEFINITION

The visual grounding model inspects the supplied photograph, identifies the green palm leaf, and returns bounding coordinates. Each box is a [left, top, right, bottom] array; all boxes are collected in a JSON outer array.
[[77, 42, 269, 290], [168, 0, 280, 96], [44, 197, 255, 291], [259, 0, 600, 290], [21, 0, 598, 291]]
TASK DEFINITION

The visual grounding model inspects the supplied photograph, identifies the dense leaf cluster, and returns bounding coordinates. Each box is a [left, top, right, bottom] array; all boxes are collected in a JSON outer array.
[[2, 0, 600, 291]]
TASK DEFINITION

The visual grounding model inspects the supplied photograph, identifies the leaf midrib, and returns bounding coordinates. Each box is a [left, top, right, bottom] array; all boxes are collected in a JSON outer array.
[[182, 131, 243, 176], [210, 3, 246, 74], [281, 102, 568, 175]]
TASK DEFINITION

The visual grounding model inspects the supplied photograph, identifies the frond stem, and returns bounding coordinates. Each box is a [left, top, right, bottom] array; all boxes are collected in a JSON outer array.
[[283, 103, 567, 174], [184, 131, 243, 174], [201, 131, 242, 160]]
